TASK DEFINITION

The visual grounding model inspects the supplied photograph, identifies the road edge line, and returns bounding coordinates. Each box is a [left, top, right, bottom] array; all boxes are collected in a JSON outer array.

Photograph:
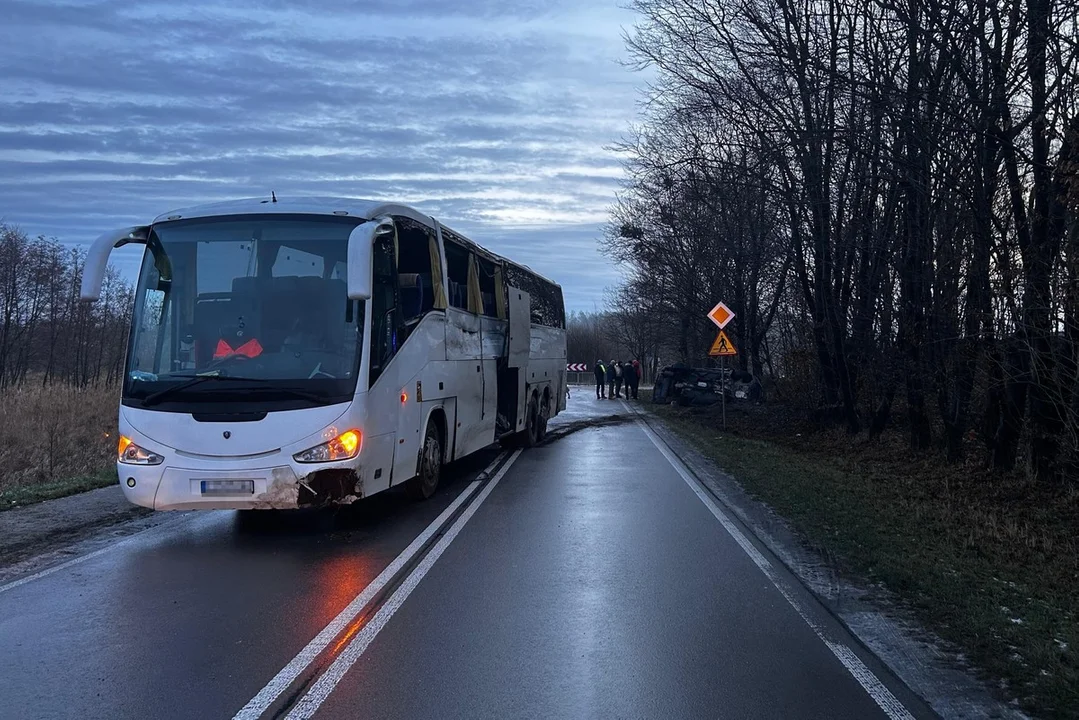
[[0, 514, 190, 595], [283, 448, 524, 720], [233, 450, 507, 720], [626, 401, 916, 720]]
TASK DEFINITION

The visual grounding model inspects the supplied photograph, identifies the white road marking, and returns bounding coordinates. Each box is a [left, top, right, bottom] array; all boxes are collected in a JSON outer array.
[[233, 450, 508, 720], [630, 406, 916, 720], [0, 515, 189, 595], [283, 448, 524, 720]]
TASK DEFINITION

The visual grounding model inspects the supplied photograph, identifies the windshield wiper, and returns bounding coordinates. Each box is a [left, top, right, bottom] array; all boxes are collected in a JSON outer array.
[[141, 374, 266, 406]]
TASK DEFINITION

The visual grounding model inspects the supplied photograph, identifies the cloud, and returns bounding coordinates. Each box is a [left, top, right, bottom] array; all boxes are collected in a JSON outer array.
[[0, 0, 642, 311]]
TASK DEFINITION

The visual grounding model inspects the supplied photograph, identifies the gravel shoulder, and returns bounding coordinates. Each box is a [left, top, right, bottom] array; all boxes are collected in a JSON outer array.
[[0, 485, 174, 585]]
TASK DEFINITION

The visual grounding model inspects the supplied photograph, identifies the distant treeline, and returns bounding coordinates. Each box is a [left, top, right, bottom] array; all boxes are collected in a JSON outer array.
[[0, 222, 132, 388], [606, 0, 1079, 481], [566, 309, 663, 384]]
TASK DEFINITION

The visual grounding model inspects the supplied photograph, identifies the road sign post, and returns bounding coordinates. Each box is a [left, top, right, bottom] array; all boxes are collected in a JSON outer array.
[[722, 356, 726, 432], [706, 302, 737, 432]]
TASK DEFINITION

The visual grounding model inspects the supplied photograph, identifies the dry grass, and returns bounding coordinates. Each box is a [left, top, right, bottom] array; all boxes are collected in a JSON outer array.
[[0, 383, 118, 507], [646, 394, 1078, 719]]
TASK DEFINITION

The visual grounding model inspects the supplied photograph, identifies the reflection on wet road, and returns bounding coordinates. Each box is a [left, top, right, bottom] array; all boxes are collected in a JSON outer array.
[[0, 395, 931, 720]]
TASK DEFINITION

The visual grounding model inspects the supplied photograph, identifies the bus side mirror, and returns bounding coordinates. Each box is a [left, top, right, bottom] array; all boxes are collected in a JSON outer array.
[[79, 226, 149, 302], [347, 219, 394, 300]]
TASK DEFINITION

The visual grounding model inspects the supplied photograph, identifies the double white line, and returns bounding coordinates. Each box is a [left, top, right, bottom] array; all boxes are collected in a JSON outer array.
[[234, 449, 523, 720]]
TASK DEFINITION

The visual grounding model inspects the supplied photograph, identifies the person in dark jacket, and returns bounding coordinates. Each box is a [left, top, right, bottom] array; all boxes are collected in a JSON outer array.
[[625, 359, 641, 399], [594, 360, 606, 399]]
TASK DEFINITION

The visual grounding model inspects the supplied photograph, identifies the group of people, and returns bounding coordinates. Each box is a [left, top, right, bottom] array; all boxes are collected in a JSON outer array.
[[593, 359, 641, 400]]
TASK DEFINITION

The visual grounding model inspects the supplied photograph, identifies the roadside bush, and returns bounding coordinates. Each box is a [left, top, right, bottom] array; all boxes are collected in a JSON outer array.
[[0, 382, 117, 492]]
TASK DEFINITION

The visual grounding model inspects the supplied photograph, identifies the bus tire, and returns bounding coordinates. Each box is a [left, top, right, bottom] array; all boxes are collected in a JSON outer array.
[[523, 394, 540, 448], [406, 421, 442, 500], [536, 392, 550, 443]]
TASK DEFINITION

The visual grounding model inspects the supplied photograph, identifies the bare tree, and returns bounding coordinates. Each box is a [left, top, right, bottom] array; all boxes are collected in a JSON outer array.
[[0, 223, 133, 389], [609, 0, 1079, 479]]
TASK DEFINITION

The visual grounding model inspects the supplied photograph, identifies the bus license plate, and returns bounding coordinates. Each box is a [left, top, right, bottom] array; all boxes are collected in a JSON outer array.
[[201, 479, 255, 496]]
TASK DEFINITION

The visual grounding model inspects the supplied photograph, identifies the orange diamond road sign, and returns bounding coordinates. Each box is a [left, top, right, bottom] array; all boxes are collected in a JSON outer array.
[[708, 301, 734, 329], [709, 330, 737, 357]]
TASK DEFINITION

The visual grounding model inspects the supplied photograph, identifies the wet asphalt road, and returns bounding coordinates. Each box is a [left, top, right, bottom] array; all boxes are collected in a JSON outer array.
[[0, 393, 934, 720]]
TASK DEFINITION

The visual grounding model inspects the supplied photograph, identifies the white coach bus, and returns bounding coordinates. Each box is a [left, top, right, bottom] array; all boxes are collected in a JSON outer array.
[[80, 197, 567, 511]]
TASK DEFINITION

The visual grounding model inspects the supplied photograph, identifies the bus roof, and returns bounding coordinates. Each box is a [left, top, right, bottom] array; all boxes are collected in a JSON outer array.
[[152, 196, 561, 289], [152, 196, 432, 226]]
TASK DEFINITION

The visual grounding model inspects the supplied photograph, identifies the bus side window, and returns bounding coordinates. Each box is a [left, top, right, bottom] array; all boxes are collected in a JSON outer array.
[[395, 218, 443, 321], [477, 255, 502, 319], [369, 235, 399, 386], [443, 238, 471, 312], [503, 262, 564, 328]]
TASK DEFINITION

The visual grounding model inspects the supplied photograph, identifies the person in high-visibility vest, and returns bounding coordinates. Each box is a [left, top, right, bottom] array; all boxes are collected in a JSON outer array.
[[594, 360, 606, 399]]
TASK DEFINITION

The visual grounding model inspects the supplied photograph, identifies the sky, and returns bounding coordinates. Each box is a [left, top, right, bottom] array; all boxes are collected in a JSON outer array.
[[0, 0, 645, 311]]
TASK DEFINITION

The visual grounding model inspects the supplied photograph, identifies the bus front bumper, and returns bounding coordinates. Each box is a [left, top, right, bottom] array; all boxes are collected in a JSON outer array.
[[117, 463, 361, 511]]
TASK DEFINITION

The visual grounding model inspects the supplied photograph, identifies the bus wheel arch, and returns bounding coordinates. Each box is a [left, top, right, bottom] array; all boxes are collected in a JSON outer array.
[[407, 411, 445, 500], [426, 407, 448, 462]]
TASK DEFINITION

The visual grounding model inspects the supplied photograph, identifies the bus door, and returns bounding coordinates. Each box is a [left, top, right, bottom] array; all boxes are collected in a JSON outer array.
[[497, 287, 530, 435], [369, 224, 428, 487], [367, 229, 410, 488]]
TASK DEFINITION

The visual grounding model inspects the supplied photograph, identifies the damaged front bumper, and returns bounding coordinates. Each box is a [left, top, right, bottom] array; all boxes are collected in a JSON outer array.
[[118, 462, 363, 511]]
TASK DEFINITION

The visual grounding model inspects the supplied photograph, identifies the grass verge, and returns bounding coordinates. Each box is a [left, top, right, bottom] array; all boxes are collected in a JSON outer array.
[[0, 382, 118, 509], [645, 395, 1078, 719], [0, 469, 116, 510]]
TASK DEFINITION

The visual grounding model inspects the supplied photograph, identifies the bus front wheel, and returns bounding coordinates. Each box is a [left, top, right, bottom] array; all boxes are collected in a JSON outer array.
[[407, 422, 442, 500]]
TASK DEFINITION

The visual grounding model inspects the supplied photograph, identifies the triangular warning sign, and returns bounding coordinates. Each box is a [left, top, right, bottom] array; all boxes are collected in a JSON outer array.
[[709, 330, 737, 357]]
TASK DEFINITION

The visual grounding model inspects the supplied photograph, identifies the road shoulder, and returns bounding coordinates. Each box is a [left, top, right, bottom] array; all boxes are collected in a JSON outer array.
[[0, 484, 171, 585]]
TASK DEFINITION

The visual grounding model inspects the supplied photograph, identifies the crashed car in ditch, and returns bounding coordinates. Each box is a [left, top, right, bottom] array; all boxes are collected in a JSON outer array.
[[652, 363, 763, 406]]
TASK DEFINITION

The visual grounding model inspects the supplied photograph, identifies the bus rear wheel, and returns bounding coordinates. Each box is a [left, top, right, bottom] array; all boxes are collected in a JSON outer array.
[[523, 394, 540, 448], [407, 422, 442, 500], [536, 393, 550, 443]]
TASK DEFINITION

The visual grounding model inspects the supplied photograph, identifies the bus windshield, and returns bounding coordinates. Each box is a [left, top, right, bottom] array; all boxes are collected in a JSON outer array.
[[122, 215, 365, 410]]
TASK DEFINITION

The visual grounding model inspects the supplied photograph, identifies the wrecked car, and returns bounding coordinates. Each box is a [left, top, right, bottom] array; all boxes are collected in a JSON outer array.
[[652, 363, 763, 407]]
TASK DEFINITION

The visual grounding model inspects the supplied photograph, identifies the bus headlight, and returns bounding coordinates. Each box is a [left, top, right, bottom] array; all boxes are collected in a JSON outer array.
[[293, 429, 362, 463], [118, 436, 164, 465]]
